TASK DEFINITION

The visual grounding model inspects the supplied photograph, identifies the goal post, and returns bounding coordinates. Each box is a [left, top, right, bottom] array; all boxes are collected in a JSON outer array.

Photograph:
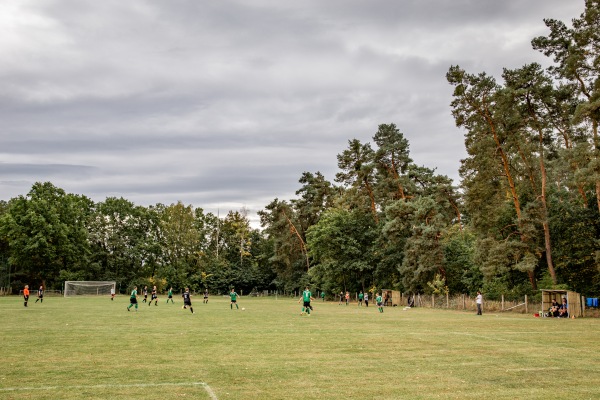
[[64, 281, 116, 297]]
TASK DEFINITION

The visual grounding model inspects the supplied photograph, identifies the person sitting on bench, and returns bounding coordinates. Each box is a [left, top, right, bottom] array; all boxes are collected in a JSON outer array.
[[548, 299, 560, 317], [558, 298, 569, 318]]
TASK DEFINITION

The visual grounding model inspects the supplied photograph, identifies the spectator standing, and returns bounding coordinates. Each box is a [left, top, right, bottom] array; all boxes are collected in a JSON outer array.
[[476, 291, 483, 315]]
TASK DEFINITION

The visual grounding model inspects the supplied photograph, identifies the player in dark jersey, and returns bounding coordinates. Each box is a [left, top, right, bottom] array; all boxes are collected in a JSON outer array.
[[166, 287, 174, 304], [35, 285, 44, 303], [182, 288, 194, 314], [149, 285, 158, 306], [203, 289, 209, 304], [142, 286, 148, 303]]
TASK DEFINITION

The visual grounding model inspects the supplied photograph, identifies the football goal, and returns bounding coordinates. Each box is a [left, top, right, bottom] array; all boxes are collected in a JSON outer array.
[[64, 281, 116, 297]]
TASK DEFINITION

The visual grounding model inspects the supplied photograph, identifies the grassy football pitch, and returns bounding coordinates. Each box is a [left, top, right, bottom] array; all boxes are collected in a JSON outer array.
[[1, 295, 599, 399]]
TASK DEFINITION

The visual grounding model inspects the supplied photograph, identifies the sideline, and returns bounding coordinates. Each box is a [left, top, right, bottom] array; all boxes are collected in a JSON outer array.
[[0, 382, 218, 400]]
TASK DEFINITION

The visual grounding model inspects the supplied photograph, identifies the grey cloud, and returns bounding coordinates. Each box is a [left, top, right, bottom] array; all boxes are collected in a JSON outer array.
[[0, 0, 583, 226], [0, 162, 96, 178]]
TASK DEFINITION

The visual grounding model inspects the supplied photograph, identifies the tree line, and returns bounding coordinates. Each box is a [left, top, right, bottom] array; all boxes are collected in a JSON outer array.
[[1, 1, 599, 300]]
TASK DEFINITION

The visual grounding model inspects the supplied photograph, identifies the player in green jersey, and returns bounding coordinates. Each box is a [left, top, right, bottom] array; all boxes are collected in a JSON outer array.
[[298, 286, 315, 316], [358, 291, 364, 306], [376, 293, 383, 313], [320, 291, 325, 302], [166, 287, 174, 304], [230, 288, 239, 310], [127, 286, 139, 311]]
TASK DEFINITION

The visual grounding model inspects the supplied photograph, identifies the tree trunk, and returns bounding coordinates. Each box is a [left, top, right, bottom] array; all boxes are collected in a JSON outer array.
[[529, 103, 557, 285], [594, 120, 600, 213], [540, 145, 557, 285], [364, 180, 379, 224]]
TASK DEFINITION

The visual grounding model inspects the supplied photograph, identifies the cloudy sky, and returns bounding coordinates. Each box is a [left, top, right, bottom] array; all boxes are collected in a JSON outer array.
[[0, 0, 583, 226]]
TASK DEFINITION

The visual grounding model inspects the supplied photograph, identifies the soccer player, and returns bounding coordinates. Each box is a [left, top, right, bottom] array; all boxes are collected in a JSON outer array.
[[149, 285, 158, 306], [229, 288, 239, 310], [142, 286, 148, 303], [345, 291, 350, 306], [364, 292, 369, 307], [166, 287, 174, 304], [127, 286, 138, 311], [110, 287, 115, 301], [298, 286, 315, 316], [23, 285, 30, 307], [320, 291, 325, 302], [203, 289, 209, 304], [376, 293, 384, 313], [35, 285, 44, 303], [182, 288, 194, 314], [358, 291, 364, 306]]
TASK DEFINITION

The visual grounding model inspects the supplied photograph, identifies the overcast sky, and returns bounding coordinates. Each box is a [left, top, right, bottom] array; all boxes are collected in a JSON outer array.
[[0, 0, 583, 227]]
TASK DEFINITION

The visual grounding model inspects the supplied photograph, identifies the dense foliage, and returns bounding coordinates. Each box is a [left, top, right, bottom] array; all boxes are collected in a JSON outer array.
[[1, 1, 599, 299]]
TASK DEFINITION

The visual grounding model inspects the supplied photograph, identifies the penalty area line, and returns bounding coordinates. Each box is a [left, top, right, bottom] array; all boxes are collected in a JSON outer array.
[[0, 382, 218, 400]]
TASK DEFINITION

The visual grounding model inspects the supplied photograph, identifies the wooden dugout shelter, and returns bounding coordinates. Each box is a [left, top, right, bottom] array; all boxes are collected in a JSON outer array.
[[540, 289, 584, 318], [381, 289, 401, 306]]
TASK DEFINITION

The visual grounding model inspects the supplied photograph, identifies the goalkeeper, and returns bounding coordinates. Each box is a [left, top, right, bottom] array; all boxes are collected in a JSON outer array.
[[23, 285, 30, 307]]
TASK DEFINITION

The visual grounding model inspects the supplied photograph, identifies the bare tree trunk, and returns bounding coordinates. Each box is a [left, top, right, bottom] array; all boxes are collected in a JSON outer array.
[[364, 180, 379, 224], [282, 210, 310, 271], [540, 149, 557, 284]]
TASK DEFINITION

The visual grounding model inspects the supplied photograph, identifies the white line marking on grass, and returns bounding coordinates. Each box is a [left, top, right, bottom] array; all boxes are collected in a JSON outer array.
[[0, 382, 218, 400], [202, 383, 219, 400]]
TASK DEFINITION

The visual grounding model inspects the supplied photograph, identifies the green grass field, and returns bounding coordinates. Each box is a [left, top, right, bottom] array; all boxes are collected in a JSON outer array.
[[1, 295, 599, 400]]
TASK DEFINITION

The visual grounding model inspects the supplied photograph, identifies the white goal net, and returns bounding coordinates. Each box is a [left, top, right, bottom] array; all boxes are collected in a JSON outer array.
[[64, 281, 116, 297]]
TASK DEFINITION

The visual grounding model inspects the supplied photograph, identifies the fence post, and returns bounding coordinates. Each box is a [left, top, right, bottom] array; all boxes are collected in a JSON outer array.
[[525, 295, 528, 313], [446, 292, 449, 308], [431, 294, 435, 308], [501, 294, 504, 311]]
